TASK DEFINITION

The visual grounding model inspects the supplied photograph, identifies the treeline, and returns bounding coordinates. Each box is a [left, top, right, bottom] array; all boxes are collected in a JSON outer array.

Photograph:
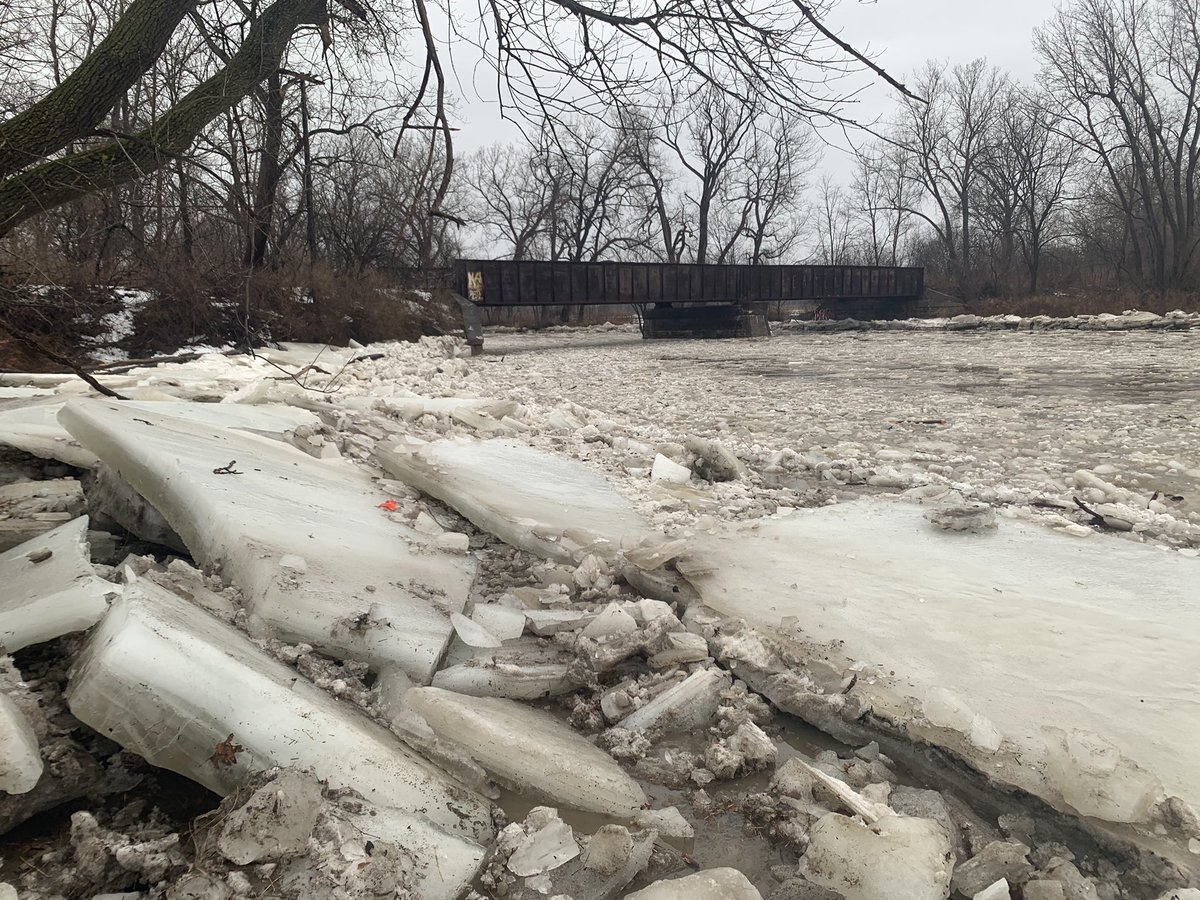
[[1, 0, 1197, 320], [465, 0, 1200, 303]]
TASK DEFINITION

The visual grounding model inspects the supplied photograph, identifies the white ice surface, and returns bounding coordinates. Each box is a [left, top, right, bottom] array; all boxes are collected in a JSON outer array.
[[0, 399, 318, 469], [0, 517, 116, 652], [59, 399, 475, 681], [686, 500, 1200, 835], [405, 686, 647, 817], [377, 437, 650, 563], [66, 580, 492, 899]]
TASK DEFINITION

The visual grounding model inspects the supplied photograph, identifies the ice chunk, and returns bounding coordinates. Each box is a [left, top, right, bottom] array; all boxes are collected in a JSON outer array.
[[626, 867, 763, 899], [66, 581, 492, 899], [0, 478, 86, 551], [684, 499, 1200, 834], [924, 502, 996, 532], [59, 399, 475, 682], [507, 816, 579, 876], [582, 603, 640, 639], [634, 806, 694, 839], [1044, 727, 1164, 823], [951, 842, 1032, 897], [924, 689, 1003, 754], [974, 880, 1011, 900], [684, 436, 746, 482], [0, 688, 41, 793], [405, 686, 647, 816], [647, 631, 710, 669], [620, 669, 730, 733], [433, 656, 573, 700], [800, 813, 954, 900], [87, 464, 187, 552], [584, 824, 634, 873], [450, 612, 502, 648], [0, 517, 116, 653], [470, 604, 526, 641], [217, 769, 323, 864], [0, 398, 318, 470], [377, 437, 651, 563], [526, 608, 598, 635], [651, 454, 692, 485], [0, 401, 99, 467]]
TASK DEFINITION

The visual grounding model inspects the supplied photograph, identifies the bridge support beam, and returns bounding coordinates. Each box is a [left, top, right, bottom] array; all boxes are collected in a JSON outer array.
[[451, 293, 484, 355], [641, 304, 769, 340]]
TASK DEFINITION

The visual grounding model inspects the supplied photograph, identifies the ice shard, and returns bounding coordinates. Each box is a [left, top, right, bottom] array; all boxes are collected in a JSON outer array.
[[66, 580, 492, 899], [376, 437, 651, 563], [0, 517, 116, 653], [0, 688, 41, 794], [405, 686, 647, 817], [59, 399, 475, 681]]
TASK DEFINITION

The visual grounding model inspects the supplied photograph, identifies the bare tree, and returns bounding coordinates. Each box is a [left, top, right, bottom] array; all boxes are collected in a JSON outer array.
[[851, 141, 917, 266], [659, 85, 758, 264], [811, 175, 854, 265], [1036, 0, 1200, 292], [885, 59, 1007, 297]]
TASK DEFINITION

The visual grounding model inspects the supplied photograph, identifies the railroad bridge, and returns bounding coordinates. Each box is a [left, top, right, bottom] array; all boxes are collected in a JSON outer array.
[[450, 259, 944, 351]]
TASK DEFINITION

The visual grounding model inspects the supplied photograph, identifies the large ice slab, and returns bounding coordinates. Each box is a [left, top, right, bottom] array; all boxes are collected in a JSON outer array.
[[377, 437, 651, 563], [685, 500, 1200, 849], [0, 398, 319, 469], [0, 517, 116, 652], [66, 580, 492, 899], [405, 686, 648, 817], [59, 399, 475, 681]]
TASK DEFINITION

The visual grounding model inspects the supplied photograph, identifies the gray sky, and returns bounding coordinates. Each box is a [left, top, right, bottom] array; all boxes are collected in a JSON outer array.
[[442, 0, 1054, 180]]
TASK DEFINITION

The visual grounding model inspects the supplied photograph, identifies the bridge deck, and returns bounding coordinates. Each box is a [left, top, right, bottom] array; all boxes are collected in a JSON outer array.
[[454, 259, 923, 307]]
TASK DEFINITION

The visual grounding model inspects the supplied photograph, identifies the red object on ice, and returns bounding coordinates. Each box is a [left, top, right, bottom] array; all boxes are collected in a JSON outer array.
[[377, 499, 398, 511]]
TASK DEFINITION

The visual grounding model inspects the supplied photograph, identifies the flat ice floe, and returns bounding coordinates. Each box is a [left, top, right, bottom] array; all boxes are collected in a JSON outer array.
[[684, 499, 1200, 849], [67, 580, 492, 899], [0, 517, 116, 652], [59, 398, 475, 681], [377, 437, 651, 562]]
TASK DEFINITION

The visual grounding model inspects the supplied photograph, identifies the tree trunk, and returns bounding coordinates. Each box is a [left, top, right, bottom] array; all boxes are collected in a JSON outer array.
[[0, 0, 326, 238], [247, 72, 285, 268], [0, 0, 199, 181]]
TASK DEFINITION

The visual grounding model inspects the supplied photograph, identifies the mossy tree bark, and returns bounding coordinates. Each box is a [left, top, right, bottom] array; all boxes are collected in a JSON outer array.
[[0, 0, 199, 181], [0, 0, 329, 238]]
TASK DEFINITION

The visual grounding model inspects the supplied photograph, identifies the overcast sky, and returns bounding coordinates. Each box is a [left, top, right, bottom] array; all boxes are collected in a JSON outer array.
[[440, 0, 1055, 181]]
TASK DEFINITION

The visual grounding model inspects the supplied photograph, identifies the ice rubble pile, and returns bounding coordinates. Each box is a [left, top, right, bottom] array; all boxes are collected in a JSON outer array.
[[0, 337, 1197, 900]]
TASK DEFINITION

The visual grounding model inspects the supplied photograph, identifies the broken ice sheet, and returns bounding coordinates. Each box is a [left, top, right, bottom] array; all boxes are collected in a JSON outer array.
[[0, 397, 320, 470], [684, 499, 1200, 847], [800, 813, 954, 900], [405, 686, 648, 817], [0, 517, 117, 653], [66, 580, 492, 899], [59, 398, 475, 682], [376, 437, 652, 563]]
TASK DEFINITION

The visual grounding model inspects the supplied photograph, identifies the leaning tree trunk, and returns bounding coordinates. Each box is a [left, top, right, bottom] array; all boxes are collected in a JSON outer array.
[[0, 0, 327, 238], [0, 0, 199, 181], [246, 73, 285, 268]]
